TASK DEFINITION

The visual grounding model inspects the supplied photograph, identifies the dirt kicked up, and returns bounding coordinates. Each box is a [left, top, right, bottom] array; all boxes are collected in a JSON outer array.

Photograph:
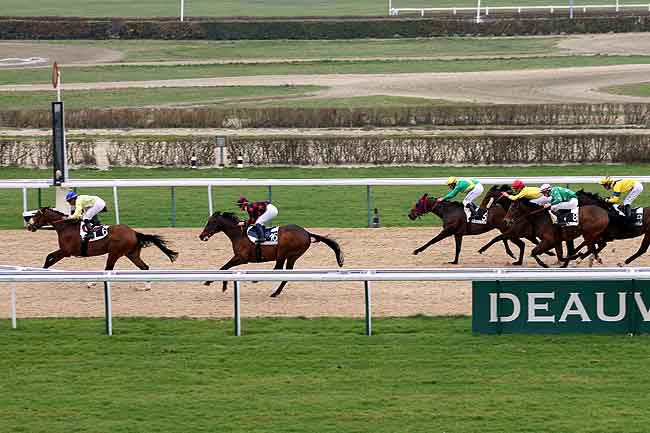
[[1, 227, 649, 319]]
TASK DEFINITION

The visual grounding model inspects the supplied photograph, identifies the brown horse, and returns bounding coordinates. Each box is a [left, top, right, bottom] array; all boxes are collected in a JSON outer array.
[[574, 190, 650, 265], [407, 193, 514, 264], [199, 212, 344, 297], [504, 200, 609, 268], [26, 207, 178, 270], [477, 185, 561, 265]]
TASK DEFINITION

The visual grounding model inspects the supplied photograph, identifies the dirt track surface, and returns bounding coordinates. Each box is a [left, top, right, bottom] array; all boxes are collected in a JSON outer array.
[[1, 228, 649, 319], [4, 64, 650, 104], [2, 34, 650, 103]]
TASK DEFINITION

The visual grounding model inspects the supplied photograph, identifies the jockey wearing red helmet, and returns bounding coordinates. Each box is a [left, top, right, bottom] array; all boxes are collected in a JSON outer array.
[[502, 180, 549, 205]]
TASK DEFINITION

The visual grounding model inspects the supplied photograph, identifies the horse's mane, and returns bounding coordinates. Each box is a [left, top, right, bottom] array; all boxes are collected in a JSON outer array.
[[488, 184, 511, 193], [576, 189, 614, 210], [214, 211, 240, 223]]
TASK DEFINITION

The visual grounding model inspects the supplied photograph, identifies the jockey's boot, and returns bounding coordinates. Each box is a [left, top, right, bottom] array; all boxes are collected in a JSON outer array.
[[549, 211, 558, 225], [255, 224, 265, 262], [82, 219, 94, 241], [465, 203, 478, 221], [624, 204, 632, 218]]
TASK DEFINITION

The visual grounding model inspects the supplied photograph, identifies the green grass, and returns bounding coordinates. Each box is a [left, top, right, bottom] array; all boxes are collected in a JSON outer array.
[[53, 37, 562, 62], [2, 165, 649, 230], [602, 82, 650, 97], [247, 95, 456, 108], [2, 0, 619, 17], [2, 317, 650, 433], [3, 56, 650, 86], [0, 85, 324, 110]]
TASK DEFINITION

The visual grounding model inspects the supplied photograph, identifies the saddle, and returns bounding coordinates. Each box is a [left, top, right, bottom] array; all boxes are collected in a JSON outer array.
[[469, 207, 488, 225], [80, 224, 109, 242], [556, 209, 579, 227], [246, 225, 279, 245]]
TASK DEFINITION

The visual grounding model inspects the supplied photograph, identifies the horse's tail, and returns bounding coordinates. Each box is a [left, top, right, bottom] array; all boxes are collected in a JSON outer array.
[[136, 232, 179, 263], [308, 232, 344, 267]]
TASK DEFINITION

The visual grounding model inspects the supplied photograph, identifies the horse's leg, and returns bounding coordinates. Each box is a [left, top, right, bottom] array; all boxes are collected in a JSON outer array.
[[531, 240, 556, 268], [270, 256, 296, 298], [413, 229, 453, 256], [127, 250, 152, 291], [525, 236, 555, 257], [510, 238, 526, 266], [43, 249, 66, 269], [502, 240, 516, 260], [449, 234, 463, 264], [625, 232, 650, 264], [205, 256, 244, 291], [478, 233, 506, 254], [104, 252, 121, 271]]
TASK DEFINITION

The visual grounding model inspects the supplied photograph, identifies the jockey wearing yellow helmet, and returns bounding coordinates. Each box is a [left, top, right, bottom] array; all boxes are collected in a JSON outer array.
[[600, 176, 643, 217], [439, 176, 484, 221]]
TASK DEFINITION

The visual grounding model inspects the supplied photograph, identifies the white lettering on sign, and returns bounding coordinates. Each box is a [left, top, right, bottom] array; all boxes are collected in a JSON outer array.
[[559, 293, 591, 322], [595, 292, 626, 322], [634, 292, 650, 320], [527, 293, 555, 322], [489, 293, 520, 323]]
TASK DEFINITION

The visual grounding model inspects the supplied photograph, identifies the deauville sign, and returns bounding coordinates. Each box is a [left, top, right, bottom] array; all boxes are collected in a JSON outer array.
[[473, 280, 650, 334]]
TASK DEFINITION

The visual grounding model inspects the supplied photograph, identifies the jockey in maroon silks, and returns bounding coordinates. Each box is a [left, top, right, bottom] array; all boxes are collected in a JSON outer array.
[[237, 197, 279, 244]]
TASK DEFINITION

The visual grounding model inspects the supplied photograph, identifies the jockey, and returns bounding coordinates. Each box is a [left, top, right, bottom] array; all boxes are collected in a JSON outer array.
[[439, 176, 484, 220], [540, 183, 578, 224], [64, 192, 106, 240], [237, 197, 279, 244], [502, 179, 549, 205], [600, 176, 644, 217]]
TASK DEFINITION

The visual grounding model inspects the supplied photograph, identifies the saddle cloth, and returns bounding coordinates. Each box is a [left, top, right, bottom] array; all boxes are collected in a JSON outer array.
[[557, 208, 579, 227], [246, 226, 279, 245], [634, 208, 644, 226], [469, 208, 488, 225], [80, 224, 109, 242]]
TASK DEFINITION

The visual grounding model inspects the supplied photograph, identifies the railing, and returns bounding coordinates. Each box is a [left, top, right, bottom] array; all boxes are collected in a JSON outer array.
[[2, 176, 648, 228], [2, 267, 649, 336], [389, 1, 650, 20]]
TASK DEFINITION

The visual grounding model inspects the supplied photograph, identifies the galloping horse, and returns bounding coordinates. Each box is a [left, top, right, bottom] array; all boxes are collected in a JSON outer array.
[[504, 200, 609, 267], [199, 212, 344, 297], [575, 190, 650, 264], [26, 207, 178, 270], [477, 185, 560, 265], [407, 193, 514, 264]]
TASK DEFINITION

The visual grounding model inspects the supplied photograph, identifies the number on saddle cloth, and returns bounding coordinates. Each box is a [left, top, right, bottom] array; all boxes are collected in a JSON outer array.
[[80, 223, 109, 242], [634, 208, 644, 226], [246, 226, 279, 245], [556, 209, 579, 227]]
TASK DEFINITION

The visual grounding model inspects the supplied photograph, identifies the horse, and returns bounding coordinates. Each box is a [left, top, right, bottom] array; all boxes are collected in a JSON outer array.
[[199, 212, 344, 297], [504, 200, 609, 268], [575, 190, 650, 265], [26, 207, 178, 271], [407, 193, 514, 264], [477, 185, 560, 265]]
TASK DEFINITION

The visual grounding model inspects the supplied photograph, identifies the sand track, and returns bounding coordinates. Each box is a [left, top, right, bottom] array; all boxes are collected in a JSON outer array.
[[1, 228, 648, 319]]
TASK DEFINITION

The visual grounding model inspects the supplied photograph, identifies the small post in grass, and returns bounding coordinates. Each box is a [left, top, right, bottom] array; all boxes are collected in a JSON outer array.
[[364, 280, 372, 336], [234, 280, 241, 336], [104, 281, 113, 336], [11, 285, 17, 329]]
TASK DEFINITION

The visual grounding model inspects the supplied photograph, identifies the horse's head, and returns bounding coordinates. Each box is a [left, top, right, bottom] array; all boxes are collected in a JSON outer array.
[[25, 207, 65, 232], [503, 200, 523, 227], [408, 193, 434, 220], [199, 212, 240, 241], [480, 184, 511, 209]]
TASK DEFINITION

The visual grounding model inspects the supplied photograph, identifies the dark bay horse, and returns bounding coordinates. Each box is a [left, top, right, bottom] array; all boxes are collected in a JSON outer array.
[[199, 212, 344, 297], [26, 207, 178, 270], [504, 200, 609, 268], [477, 185, 559, 265], [407, 193, 514, 264], [576, 190, 650, 265]]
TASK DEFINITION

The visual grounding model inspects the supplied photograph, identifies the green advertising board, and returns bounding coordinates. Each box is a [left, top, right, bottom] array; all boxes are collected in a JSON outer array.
[[473, 280, 650, 334]]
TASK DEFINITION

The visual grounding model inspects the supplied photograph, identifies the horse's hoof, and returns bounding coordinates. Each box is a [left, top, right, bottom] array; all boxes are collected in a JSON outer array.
[[478, 249, 485, 255], [596, 257, 603, 265], [412, 250, 420, 256], [512, 261, 523, 266], [204, 281, 212, 287], [448, 261, 459, 265]]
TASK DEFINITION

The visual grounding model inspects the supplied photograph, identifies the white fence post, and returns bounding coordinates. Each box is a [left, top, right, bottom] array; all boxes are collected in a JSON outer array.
[[112, 186, 120, 224], [234, 280, 241, 336], [476, 0, 481, 23], [104, 281, 113, 336], [180, 0, 184, 21], [208, 185, 214, 216]]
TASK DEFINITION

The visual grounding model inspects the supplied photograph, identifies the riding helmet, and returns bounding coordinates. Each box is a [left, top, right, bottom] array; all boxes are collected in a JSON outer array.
[[65, 191, 78, 201], [512, 180, 525, 190], [446, 176, 457, 185]]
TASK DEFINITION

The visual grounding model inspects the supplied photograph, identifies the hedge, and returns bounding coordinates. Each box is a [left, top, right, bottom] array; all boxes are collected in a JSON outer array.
[[0, 15, 649, 40], [2, 104, 649, 128]]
